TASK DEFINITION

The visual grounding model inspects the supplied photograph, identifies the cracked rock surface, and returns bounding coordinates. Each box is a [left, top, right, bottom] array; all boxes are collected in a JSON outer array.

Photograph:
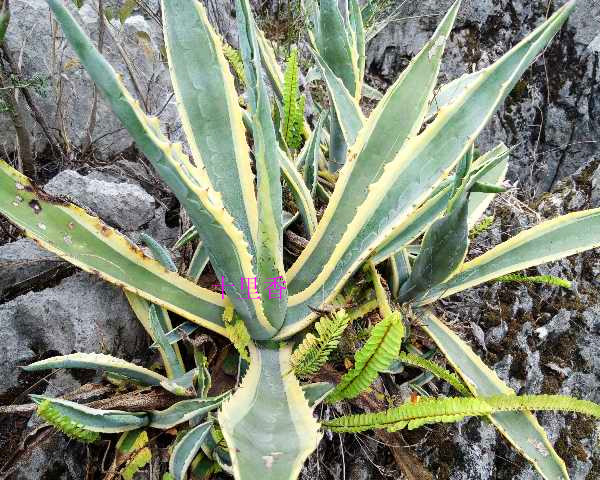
[[418, 160, 600, 479]]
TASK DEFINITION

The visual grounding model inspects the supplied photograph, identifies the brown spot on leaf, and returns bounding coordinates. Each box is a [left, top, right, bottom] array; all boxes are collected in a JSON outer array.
[[28, 199, 42, 214]]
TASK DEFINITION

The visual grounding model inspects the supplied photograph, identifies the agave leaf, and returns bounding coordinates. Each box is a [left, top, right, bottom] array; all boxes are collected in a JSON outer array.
[[465, 150, 508, 228], [0, 161, 226, 335], [371, 186, 451, 266], [161, 0, 258, 255], [349, 0, 366, 84], [44, 0, 268, 337], [140, 233, 177, 272], [153, 322, 200, 349], [362, 82, 383, 100], [219, 343, 321, 480], [36, 399, 100, 443], [125, 289, 185, 379], [328, 108, 348, 172], [310, 47, 365, 147], [419, 207, 600, 304], [188, 243, 210, 282], [177, 210, 298, 265], [173, 226, 198, 250], [281, 3, 573, 338], [470, 181, 506, 193], [398, 196, 470, 303], [129, 292, 186, 384], [237, 0, 287, 331], [371, 143, 509, 264], [427, 70, 483, 120], [299, 112, 326, 195], [149, 393, 229, 429], [420, 310, 570, 480], [161, 368, 199, 397], [256, 28, 284, 100], [25, 352, 167, 387], [388, 249, 411, 298], [282, 1, 461, 334], [279, 151, 319, 237], [148, 304, 186, 379], [169, 421, 213, 480], [315, 0, 359, 98], [302, 382, 335, 408], [313, 0, 362, 171], [393, 149, 508, 304], [31, 395, 149, 433]]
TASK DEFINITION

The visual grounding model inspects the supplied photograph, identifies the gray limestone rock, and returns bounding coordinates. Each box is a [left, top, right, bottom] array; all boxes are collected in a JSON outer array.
[[0, 272, 145, 396], [0, 238, 65, 298], [44, 169, 155, 231]]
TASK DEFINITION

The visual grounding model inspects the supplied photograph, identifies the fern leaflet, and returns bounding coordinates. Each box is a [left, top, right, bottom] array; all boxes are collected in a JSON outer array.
[[324, 394, 600, 433], [290, 94, 306, 149], [291, 310, 351, 377], [224, 304, 251, 362], [122, 447, 152, 480], [496, 273, 572, 289], [222, 42, 246, 85], [469, 215, 494, 239], [37, 399, 99, 443], [397, 352, 471, 396], [282, 47, 302, 149], [327, 312, 405, 403]]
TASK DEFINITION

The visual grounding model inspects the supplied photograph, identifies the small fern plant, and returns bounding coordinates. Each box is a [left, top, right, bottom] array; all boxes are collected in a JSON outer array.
[[2, 1, 600, 479], [281, 47, 306, 150]]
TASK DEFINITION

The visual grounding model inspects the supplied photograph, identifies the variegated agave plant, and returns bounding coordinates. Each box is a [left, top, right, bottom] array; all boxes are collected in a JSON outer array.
[[2, 0, 600, 479]]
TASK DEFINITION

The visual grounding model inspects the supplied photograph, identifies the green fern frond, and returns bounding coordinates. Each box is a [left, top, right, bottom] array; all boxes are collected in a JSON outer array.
[[397, 352, 471, 396], [291, 310, 351, 377], [36, 399, 99, 443], [222, 42, 245, 85], [327, 312, 405, 403], [324, 394, 600, 433], [290, 94, 306, 149], [469, 215, 494, 239], [224, 304, 251, 362], [122, 447, 152, 480], [162, 474, 175, 480], [496, 273, 572, 289], [282, 47, 302, 149]]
